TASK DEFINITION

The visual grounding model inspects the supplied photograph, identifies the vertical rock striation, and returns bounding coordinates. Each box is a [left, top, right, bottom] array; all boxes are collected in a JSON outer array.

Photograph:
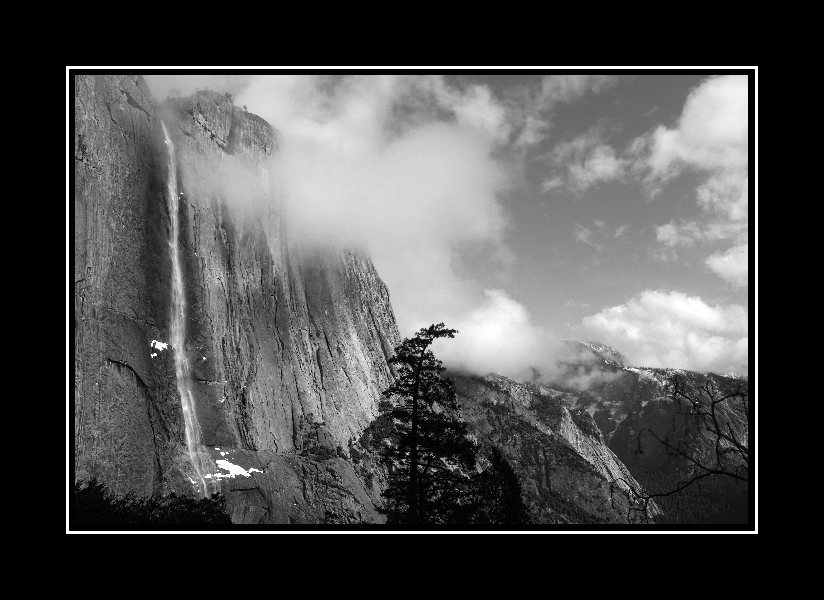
[[74, 76, 399, 521], [161, 90, 399, 457], [74, 75, 178, 496]]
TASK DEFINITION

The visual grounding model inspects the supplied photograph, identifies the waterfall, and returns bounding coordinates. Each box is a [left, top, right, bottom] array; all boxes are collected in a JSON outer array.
[[161, 121, 216, 498]]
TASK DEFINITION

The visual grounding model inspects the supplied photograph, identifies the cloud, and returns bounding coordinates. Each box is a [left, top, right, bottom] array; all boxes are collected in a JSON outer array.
[[548, 359, 626, 392], [568, 145, 626, 189], [574, 223, 603, 251], [635, 75, 749, 287], [446, 84, 513, 144], [144, 74, 254, 101], [391, 75, 619, 150], [655, 220, 701, 247], [433, 289, 554, 382], [542, 127, 628, 192], [435, 290, 624, 391], [540, 176, 564, 193], [389, 76, 515, 144], [151, 74, 751, 387], [705, 243, 748, 287], [515, 75, 620, 147], [573, 220, 620, 252], [148, 74, 636, 388], [656, 170, 749, 249], [538, 75, 619, 107], [221, 76, 519, 342], [645, 75, 748, 177], [696, 171, 749, 224], [581, 290, 748, 374]]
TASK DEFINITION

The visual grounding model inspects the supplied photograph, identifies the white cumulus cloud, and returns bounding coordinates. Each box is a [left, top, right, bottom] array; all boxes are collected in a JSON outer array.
[[581, 290, 748, 374], [646, 75, 748, 177], [637, 75, 750, 287], [705, 243, 749, 288], [433, 289, 554, 383], [542, 127, 628, 193]]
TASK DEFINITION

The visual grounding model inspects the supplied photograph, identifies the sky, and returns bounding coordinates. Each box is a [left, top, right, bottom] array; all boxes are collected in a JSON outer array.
[[144, 71, 753, 382]]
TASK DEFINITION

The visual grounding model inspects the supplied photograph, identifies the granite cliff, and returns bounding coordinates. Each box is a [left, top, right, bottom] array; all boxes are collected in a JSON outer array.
[[74, 75, 398, 523]]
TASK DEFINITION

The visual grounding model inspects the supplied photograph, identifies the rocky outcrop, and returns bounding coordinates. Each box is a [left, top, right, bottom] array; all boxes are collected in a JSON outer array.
[[547, 363, 749, 524], [74, 75, 399, 521], [198, 446, 383, 524], [548, 365, 749, 476], [452, 374, 660, 524], [577, 340, 626, 368]]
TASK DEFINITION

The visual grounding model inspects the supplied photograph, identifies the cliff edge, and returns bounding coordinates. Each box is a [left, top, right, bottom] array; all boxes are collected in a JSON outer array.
[[74, 75, 399, 523]]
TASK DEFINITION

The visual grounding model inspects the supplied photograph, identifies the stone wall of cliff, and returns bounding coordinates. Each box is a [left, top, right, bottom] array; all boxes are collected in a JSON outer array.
[[74, 75, 181, 496], [452, 374, 660, 524], [161, 90, 400, 456], [543, 361, 749, 477], [73, 75, 399, 521]]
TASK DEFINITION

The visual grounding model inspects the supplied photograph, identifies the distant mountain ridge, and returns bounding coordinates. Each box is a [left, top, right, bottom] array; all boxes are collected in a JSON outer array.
[[452, 373, 661, 523], [575, 340, 627, 368], [514, 340, 750, 523], [540, 345, 749, 478]]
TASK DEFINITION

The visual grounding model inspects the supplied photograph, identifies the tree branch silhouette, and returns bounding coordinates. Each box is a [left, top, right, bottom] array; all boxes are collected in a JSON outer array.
[[611, 374, 749, 522]]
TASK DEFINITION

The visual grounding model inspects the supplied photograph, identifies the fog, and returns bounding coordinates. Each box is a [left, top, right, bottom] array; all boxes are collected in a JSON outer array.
[[145, 74, 636, 389]]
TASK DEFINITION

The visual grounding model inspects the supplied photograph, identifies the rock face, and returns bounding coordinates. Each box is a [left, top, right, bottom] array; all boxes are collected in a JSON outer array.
[[576, 340, 626, 368], [452, 375, 660, 524], [74, 75, 399, 522], [75, 75, 173, 497], [531, 341, 748, 479], [545, 363, 749, 477], [544, 360, 749, 524], [160, 90, 399, 457]]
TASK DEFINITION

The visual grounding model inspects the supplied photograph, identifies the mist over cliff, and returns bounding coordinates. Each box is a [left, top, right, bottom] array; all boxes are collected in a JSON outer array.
[[75, 75, 402, 521], [74, 74, 747, 527], [144, 74, 634, 390]]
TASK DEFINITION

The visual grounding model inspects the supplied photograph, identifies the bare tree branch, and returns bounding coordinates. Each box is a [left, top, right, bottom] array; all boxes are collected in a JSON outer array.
[[615, 373, 749, 522]]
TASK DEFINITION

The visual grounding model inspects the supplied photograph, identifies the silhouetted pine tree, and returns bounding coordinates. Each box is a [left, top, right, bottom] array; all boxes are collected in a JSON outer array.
[[372, 324, 478, 525]]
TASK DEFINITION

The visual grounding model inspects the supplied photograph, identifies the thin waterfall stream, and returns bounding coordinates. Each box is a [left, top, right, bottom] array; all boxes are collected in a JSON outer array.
[[161, 121, 216, 498]]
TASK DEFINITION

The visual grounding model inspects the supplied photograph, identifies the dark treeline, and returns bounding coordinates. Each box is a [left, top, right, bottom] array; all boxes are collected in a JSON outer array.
[[73, 479, 232, 526], [633, 468, 749, 525]]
